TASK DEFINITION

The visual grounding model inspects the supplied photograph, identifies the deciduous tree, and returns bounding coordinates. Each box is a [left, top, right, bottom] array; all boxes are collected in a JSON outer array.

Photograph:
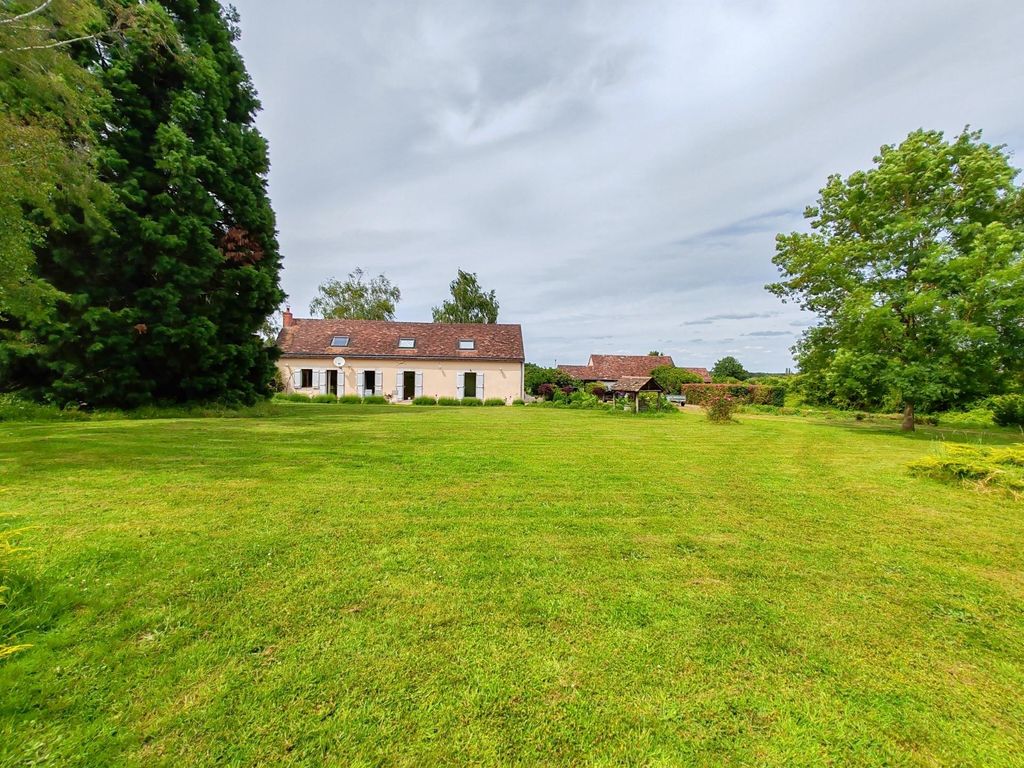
[[769, 128, 1024, 429], [309, 268, 400, 320], [432, 269, 499, 324]]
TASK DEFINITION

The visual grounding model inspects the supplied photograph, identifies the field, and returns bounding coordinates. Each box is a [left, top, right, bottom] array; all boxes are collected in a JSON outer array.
[[1, 406, 1022, 766]]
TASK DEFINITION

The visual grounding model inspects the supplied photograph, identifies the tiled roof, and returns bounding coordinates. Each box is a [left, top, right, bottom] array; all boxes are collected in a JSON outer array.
[[558, 354, 675, 380], [277, 318, 524, 361], [609, 376, 662, 393], [682, 367, 712, 383]]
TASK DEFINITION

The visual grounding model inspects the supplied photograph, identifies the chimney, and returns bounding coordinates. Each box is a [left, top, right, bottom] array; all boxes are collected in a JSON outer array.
[[282, 307, 294, 327]]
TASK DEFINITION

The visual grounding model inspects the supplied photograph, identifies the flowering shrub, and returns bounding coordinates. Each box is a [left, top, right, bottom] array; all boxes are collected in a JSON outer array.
[[536, 383, 555, 400], [704, 393, 738, 422], [586, 382, 607, 398]]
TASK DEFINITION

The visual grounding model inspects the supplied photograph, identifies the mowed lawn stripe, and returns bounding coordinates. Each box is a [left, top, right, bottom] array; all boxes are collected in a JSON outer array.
[[1, 406, 1022, 766]]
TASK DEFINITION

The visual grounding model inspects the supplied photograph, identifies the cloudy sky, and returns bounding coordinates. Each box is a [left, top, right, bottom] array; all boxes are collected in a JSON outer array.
[[230, 0, 1024, 370]]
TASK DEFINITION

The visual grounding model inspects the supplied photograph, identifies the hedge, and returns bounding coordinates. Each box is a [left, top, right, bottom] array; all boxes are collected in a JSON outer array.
[[679, 383, 784, 407]]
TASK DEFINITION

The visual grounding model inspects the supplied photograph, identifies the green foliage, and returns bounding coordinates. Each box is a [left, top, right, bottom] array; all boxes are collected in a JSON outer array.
[[704, 393, 739, 423], [436, 397, 461, 406], [431, 269, 499, 323], [638, 391, 673, 413], [361, 395, 388, 405], [338, 395, 364, 404], [278, 393, 311, 403], [990, 395, 1024, 427], [7, 1, 285, 408], [711, 357, 749, 381], [908, 444, 1024, 497], [483, 398, 505, 406], [512, 399, 525, 406], [412, 396, 437, 406], [311, 394, 337, 403], [650, 365, 702, 393], [524, 363, 578, 395], [460, 398, 482, 406], [770, 128, 1024, 427], [680, 384, 784, 407], [309, 268, 400, 320]]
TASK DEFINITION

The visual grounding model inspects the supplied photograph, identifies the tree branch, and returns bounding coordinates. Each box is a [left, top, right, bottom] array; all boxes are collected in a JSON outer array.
[[0, 30, 103, 52], [0, 0, 54, 25]]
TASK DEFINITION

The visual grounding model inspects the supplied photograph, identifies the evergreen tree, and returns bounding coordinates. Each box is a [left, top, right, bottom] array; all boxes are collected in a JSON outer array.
[[11, 1, 283, 406]]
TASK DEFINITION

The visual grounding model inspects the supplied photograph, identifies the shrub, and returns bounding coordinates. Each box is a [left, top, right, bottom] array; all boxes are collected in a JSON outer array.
[[412, 396, 437, 406], [650, 365, 702, 393], [483, 398, 505, 406], [908, 444, 1024, 497], [990, 394, 1024, 427], [311, 394, 337, 403], [437, 397, 461, 406], [362, 395, 388, 405], [338, 394, 362, 404], [585, 382, 607, 397], [460, 398, 482, 406], [679, 384, 783, 407], [536, 383, 555, 400], [638, 391, 673, 412], [704, 393, 738, 423], [567, 390, 601, 409], [524, 363, 579, 395], [512, 399, 526, 405], [279, 393, 311, 403]]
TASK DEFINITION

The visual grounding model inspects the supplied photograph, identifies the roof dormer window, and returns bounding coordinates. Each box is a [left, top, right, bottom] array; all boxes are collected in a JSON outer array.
[[398, 338, 416, 349], [330, 336, 349, 347], [458, 339, 475, 350]]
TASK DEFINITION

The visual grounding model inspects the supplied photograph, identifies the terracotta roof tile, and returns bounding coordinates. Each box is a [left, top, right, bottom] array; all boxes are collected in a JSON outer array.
[[277, 318, 524, 361], [558, 354, 674, 380], [609, 376, 662, 393]]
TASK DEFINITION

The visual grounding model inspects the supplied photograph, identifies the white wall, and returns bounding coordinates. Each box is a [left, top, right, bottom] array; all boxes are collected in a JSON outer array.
[[279, 357, 524, 402]]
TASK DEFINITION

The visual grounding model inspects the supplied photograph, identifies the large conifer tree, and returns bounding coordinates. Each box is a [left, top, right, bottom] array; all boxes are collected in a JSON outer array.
[[18, 1, 283, 406]]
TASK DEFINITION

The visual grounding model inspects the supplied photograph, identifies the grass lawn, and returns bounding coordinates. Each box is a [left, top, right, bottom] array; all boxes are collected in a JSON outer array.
[[1, 406, 1022, 766]]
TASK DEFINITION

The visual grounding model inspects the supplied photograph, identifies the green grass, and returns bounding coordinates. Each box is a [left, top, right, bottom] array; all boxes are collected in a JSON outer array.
[[1, 406, 1022, 766]]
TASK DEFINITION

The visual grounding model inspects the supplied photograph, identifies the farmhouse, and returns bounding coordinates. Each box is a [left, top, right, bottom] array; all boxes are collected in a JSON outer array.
[[276, 311, 525, 402], [558, 355, 711, 387]]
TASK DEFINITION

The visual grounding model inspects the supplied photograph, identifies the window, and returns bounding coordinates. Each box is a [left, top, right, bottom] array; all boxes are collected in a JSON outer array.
[[363, 370, 376, 394], [458, 339, 475, 350], [398, 338, 416, 348], [330, 336, 349, 347], [300, 369, 313, 388], [464, 372, 477, 398]]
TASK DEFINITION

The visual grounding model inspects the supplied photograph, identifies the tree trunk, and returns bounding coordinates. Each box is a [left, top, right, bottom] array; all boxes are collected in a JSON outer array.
[[902, 402, 915, 432]]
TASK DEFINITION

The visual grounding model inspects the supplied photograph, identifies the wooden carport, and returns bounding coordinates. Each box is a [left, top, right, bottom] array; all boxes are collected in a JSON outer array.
[[609, 376, 664, 413]]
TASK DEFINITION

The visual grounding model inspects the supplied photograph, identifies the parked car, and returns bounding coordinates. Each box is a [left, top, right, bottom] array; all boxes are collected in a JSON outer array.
[[666, 394, 686, 406]]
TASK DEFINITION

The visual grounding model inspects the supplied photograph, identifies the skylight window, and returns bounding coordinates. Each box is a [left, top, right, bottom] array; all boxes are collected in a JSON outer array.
[[398, 338, 416, 349], [458, 339, 475, 350], [330, 336, 349, 347]]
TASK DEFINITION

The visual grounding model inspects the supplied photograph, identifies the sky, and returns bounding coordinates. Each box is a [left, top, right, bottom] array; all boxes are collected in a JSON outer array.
[[230, 0, 1024, 370]]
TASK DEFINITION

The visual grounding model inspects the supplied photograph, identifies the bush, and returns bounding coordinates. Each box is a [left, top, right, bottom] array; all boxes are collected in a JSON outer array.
[[311, 394, 338, 403], [512, 399, 525, 406], [412, 396, 437, 406], [704, 393, 738, 423], [536, 383, 555, 400], [585, 382, 607, 397], [990, 394, 1024, 427], [483, 398, 505, 406], [437, 397, 461, 406], [651, 365, 702, 393], [278, 393, 311, 403], [524, 363, 579, 396], [338, 394, 362, 404], [460, 398, 482, 406], [638, 391, 673, 413], [362, 395, 388, 405], [680, 383, 784, 407]]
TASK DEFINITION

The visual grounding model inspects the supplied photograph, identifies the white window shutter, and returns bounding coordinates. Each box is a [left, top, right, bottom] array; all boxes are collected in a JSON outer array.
[[457, 371, 465, 399], [396, 371, 404, 400], [291, 370, 301, 390], [338, 369, 345, 396], [477, 372, 484, 400], [415, 371, 424, 398], [317, 369, 327, 394], [375, 370, 383, 397]]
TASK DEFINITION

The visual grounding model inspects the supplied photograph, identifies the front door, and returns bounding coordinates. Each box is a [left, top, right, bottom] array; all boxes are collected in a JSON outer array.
[[326, 369, 338, 396], [363, 369, 376, 396], [402, 370, 416, 400]]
